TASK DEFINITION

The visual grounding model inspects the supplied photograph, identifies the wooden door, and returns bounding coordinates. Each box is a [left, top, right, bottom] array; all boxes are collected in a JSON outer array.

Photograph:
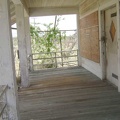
[[105, 6, 118, 86]]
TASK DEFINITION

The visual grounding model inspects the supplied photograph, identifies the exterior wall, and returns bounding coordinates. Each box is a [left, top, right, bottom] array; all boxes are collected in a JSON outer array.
[[79, 0, 116, 79], [81, 58, 102, 78]]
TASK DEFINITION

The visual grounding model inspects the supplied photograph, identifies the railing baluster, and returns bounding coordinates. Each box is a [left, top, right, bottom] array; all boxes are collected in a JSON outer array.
[[31, 49, 79, 71], [55, 52, 57, 68], [77, 50, 79, 66]]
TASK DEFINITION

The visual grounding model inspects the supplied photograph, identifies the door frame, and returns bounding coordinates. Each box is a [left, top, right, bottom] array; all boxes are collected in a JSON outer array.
[[99, 0, 120, 91]]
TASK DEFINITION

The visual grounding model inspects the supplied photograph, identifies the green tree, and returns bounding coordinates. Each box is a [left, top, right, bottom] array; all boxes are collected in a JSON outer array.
[[30, 16, 66, 53], [30, 16, 66, 68]]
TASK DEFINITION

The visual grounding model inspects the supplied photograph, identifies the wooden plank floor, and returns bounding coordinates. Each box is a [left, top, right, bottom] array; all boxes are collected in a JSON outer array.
[[18, 67, 120, 120]]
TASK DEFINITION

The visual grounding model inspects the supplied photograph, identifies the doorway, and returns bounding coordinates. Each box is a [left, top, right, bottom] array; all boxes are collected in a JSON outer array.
[[104, 6, 118, 86]]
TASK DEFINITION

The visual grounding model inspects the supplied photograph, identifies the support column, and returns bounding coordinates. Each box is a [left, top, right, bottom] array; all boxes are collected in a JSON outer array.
[[15, 4, 29, 87], [24, 14, 33, 71], [117, 0, 120, 92], [99, 10, 106, 80], [77, 13, 82, 66], [0, 0, 20, 119]]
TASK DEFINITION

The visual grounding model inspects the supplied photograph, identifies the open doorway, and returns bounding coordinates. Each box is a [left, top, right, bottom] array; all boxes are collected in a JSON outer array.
[[29, 14, 78, 71]]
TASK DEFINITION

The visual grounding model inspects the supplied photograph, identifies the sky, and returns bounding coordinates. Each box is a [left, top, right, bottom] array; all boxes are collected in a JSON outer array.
[[12, 14, 77, 37]]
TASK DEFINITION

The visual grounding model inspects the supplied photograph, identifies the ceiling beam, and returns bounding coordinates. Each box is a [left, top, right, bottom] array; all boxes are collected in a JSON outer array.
[[30, 7, 79, 17], [11, 0, 29, 15]]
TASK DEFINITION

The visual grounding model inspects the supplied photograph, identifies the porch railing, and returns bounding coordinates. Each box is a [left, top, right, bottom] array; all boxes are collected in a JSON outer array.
[[28, 50, 78, 71]]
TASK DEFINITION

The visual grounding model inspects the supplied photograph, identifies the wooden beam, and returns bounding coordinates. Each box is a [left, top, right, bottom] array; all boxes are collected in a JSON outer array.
[[12, 0, 29, 15], [30, 7, 79, 17]]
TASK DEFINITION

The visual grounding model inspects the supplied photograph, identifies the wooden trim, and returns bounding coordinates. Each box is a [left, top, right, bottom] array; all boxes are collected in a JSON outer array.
[[116, 0, 120, 92]]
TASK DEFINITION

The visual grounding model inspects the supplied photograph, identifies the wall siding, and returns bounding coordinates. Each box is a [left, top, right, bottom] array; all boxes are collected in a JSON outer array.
[[80, 11, 100, 63]]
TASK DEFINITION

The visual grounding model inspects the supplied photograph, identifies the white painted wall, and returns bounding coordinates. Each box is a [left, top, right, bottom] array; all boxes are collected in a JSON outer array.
[[81, 58, 102, 79]]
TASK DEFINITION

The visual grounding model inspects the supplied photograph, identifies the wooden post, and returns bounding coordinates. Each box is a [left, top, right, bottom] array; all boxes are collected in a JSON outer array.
[[55, 52, 57, 68], [15, 4, 29, 87], [0, 0, 20, 119], [99, 10, 106, 80], [60, 32, 63, 67], [24, 14, 33, 71], [77, 13, 82, 66], [77, 50, 79, 66], [29, 54, 33, 71]]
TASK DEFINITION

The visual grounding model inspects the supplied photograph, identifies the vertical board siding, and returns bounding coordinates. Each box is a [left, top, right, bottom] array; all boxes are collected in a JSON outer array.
[[80, 11, 100, 63]]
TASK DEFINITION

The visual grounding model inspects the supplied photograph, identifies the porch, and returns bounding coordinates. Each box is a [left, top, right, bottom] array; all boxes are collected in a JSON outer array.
[[19, 67, 120, 120], [1, 0, 120, 119]]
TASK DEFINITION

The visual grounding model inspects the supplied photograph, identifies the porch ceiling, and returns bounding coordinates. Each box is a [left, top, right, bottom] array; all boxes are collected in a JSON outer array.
[[24, 0, 86, 8], [10, 0, 87, 24]]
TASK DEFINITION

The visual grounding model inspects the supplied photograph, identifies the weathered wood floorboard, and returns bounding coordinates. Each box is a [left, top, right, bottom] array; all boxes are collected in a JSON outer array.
[[18, 67, 120, 120]]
